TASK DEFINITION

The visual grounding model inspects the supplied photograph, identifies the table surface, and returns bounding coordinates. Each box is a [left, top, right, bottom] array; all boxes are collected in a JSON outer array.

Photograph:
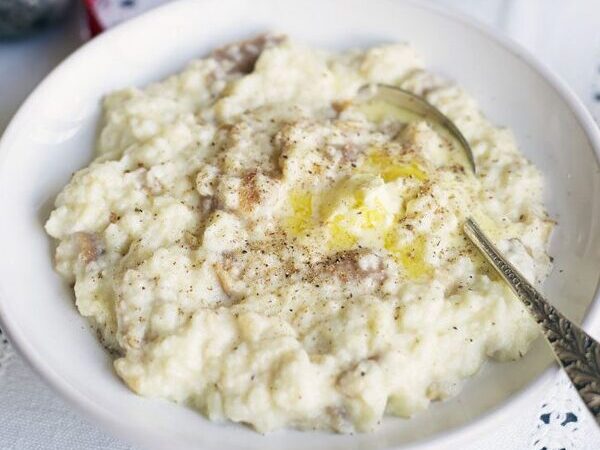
[[0, 1, 599, 449]]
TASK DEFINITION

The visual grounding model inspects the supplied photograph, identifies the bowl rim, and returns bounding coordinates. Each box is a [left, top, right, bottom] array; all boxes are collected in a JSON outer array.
[[0, 0, 599, 448]]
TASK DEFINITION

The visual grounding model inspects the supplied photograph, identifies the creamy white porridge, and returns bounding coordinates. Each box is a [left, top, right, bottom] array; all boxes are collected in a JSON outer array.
[[45, 35, 554, 433]]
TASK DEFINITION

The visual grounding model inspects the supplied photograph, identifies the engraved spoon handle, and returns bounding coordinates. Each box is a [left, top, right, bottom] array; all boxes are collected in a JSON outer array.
[[464, 218, 600, 425]]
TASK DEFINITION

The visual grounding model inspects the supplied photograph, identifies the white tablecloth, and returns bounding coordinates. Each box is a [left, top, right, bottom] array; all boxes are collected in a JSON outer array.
[[1, 1, 599, 448]]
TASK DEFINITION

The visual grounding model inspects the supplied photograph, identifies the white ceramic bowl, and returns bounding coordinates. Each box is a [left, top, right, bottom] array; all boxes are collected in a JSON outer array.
[[1, 0, 599, 448]]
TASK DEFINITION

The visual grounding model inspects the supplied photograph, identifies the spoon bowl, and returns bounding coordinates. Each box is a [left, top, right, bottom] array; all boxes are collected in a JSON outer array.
[[362, 83, 477, 174]]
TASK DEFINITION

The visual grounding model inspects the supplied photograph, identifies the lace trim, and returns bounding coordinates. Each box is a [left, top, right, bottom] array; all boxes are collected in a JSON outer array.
[[529, 371, 589, 450], [0, 327, 15, 380], [591, 64, 600, 123]]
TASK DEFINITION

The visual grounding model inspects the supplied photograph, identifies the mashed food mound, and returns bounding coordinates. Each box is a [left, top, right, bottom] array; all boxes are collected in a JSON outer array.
[[45, 35, 554, 433]]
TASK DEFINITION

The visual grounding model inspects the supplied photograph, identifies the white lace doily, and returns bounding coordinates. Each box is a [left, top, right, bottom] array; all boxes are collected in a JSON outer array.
[[0, 327, 15, 380], [529, 371, 592, 450]]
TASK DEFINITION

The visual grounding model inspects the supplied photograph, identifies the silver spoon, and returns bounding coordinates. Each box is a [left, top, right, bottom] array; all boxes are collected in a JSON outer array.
[[372, 83, 600, 424], [464, 218, 600, 425]]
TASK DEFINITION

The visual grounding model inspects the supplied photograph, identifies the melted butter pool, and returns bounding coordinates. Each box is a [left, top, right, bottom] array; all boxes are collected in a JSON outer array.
[[284, 147, 431, 278]]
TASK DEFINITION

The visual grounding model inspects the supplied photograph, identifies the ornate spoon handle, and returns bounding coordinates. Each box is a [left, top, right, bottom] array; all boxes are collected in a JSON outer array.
[[464, 218, 600, 425]]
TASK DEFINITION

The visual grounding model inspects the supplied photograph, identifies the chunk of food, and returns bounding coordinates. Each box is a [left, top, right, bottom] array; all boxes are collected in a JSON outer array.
[[211, 33, 285, 74]]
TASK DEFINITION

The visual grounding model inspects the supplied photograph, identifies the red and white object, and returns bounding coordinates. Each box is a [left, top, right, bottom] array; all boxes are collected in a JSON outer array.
[[84, 0, 170, 35]]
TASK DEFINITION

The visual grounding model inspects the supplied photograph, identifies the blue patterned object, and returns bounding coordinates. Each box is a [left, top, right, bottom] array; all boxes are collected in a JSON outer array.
[[0, 0, 72, 38]]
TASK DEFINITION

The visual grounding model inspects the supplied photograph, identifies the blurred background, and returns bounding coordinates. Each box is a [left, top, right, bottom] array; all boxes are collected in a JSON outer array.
[[1, 1, 599, 449]]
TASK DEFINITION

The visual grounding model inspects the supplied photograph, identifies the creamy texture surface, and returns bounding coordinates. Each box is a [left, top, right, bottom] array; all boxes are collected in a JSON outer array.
[[45, 35, 554, 433]]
